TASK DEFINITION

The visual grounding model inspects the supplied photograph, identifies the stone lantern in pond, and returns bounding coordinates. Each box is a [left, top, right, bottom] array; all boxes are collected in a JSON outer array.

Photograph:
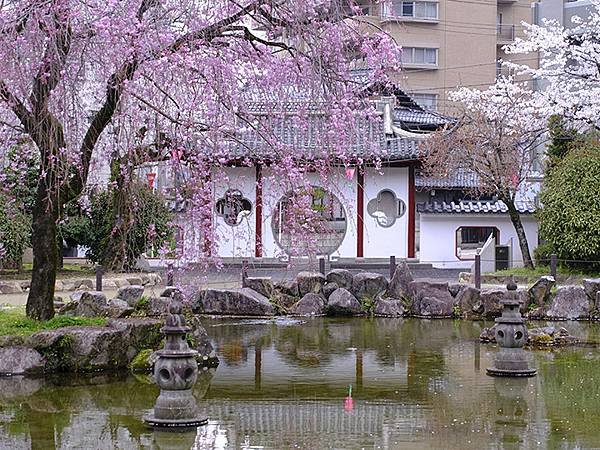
[[144, 296, 208, 429], [486, 278, 537, 377]]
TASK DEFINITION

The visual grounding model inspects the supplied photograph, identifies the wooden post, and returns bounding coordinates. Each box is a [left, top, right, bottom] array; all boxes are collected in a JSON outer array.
[[167, 262, 174, 286], [319, 257, 326, 275], [242, 260, 249, 287], [550, 253, 557, 279], [475, 254, 481, 289], [390, 255, 396, 279], [95, 265, 103, 291]]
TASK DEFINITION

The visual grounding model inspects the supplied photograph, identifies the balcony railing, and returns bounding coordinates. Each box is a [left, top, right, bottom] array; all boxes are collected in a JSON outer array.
[[497, 24, 515, 43]]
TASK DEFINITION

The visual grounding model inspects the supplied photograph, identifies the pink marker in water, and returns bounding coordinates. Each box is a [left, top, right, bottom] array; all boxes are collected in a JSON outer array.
[[344, 385, 354, 412]]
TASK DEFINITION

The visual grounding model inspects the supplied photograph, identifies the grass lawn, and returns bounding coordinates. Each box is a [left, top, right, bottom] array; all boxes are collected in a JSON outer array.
[[0, 263, 96, 281], [0, 307, 107, 337]]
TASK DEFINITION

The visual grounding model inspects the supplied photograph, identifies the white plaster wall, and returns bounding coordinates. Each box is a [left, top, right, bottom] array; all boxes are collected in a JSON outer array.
[[261, 167, 357, 258], [362, 167, 409, 258], [212, 166, 256, 258], [419, 214, 538, 269]]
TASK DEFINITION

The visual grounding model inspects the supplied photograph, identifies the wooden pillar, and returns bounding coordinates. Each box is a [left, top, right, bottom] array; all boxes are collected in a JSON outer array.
[[255, 164, 263, 257], [357, 166, 364, 258], [408, 165, 415, 258]]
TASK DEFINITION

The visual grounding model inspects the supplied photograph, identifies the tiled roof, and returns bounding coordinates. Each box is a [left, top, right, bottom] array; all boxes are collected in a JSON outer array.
[[393, 107, 451, 126], [415, 168, 480, 189], [417, 200, 536, 214]]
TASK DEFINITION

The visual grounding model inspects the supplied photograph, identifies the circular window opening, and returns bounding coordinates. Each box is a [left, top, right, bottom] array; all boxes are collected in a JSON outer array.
[[215, 189, 252, 226], [271, 186, 347, 256]]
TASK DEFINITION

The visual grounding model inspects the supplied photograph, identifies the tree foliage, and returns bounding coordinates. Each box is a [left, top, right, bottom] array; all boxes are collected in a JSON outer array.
[[0, 195, 31, 270], [538, 145, 600, 270], [61, 184, 173, 271]]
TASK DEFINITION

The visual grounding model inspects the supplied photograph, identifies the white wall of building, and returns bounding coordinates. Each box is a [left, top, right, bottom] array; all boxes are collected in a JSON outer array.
[[212, 166, 257, 258], [419, 214, 538, 269], [362, 167, 409, 258]]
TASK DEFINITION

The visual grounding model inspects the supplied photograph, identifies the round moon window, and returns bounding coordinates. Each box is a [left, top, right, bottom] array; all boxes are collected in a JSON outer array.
[[271, 187, 347, 255]]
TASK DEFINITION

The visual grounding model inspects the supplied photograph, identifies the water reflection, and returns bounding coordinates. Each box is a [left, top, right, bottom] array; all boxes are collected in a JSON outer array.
[[1, 318, 600, 448]]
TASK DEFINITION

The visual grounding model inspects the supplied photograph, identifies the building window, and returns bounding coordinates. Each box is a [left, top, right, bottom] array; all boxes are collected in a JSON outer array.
[[456, 227, 499, 260], [410, 93, 438, 111], [215, 189, 252, 226], [402, 47, 438, 67], [271, 187, 347, 256], [390, 1, 438, 19], [367, 189, 407, 227]]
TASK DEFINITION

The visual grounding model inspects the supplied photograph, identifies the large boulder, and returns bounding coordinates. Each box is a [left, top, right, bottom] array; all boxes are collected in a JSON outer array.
[[275, 279, 300, 297], [478, 289, 505, 318], [160, 286, 182, 298], [296, 272, 326, 296], [187, 316, 215, 359], [59, 291, 108, 317], [409, 281, 453, 317], [327, 288, 362, 316], [384, 262, 413, 300], [454, 286, 481, 317], [197, 288, 275, 316], [0, 281, 22, 294], [528, 276, 555, 307], [373, 298, 406, 317], [106, 298, 134, 318], [288, 293, 326, 316], [326, 269, 353, 290], [0, 347, 46, 376], [244, 277, 275, 298], [322, 282, 339, 299], [146, 296, 171, 316], [546, 286, 591, 320], [352, 272, 388, 303], [583, 279, 600, 302], [116, 285, 145, 307]]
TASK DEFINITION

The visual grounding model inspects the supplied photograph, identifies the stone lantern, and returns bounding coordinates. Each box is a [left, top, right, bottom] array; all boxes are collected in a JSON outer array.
[[486, 278, 537, 377], [144, 296, 208, 428]]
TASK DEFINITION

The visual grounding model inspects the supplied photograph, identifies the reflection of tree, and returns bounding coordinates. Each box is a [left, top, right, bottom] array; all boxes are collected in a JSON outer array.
[[540, 351, 600, 448]]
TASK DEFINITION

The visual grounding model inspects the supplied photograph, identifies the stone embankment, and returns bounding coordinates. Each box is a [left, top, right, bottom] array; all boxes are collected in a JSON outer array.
[[192, 265, 600, 322], [0, 285, 217, 376], [0, 272, 162, 295]]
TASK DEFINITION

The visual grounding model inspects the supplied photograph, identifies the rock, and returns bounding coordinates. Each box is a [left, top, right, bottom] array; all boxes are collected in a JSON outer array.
[[275, 279, 300, 297], [458, 272, 471, 284], [546, 286, 591, 320], [583, 278, 600, 302], [147, 297, 171, 316], [352, 272, 388, 303], [271, 292, 299, 310], [419, 297, 453, 317], [160, 286, 182, 298], [0, 281, 22, 294], [479, 289, 506, 318], [384, 262, 413, 300], [479, 326, 497, 343], [102, 280, 118, 290], [296, 272, 326, 296], [18, 280, 30, 290], [373, 298, 406, 317], [130, 349, 158, 372], [116, 285, 145, 306], [409, 281, 453, 317], [326, 269, 353, 290], [188, 315, 215, 358], [322, 282, 339, 299], [0, 347, 46, 376], [289, 293, 326, 316], [126, 277, 143, 286], [482, 325, 578, 347], [69, 290, 87, 303], [76, 291, 108, 317], [327, 288, 362, 316], [448, 283, 463, 298], [77, 279, 94, 289], [114, 279, 131, 288], [454, 286, 481, 317], [106, 298, 134, 318], [60, 279, 77, 291], [0, 335, 26, 348], [244, 277, 275, 298], [107, 318, 163, 351], [528, 276, 555, 307], [197, 288, 275, 316], [54, 280, 65, 291]]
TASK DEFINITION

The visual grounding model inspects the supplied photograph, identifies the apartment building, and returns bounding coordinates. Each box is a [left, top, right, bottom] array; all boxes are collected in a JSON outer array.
[[358, 0, 538, 113]]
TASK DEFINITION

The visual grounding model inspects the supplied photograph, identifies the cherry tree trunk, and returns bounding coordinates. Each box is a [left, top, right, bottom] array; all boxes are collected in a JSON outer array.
[[504, 198, 534, 269], [26, 180, 59, 321]]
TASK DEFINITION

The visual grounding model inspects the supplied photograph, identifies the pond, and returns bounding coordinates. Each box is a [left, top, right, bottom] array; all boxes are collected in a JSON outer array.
[[2, 318, 600, 449]]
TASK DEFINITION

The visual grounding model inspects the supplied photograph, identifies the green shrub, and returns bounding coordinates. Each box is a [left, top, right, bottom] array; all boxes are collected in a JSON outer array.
[[538, 145, 600, 272], [533, 242, 553, 267], [0, 196, 30, 270]]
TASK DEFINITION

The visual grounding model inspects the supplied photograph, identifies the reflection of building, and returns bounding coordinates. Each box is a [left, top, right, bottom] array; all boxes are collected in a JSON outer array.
[[139, 85, 538, 269]]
